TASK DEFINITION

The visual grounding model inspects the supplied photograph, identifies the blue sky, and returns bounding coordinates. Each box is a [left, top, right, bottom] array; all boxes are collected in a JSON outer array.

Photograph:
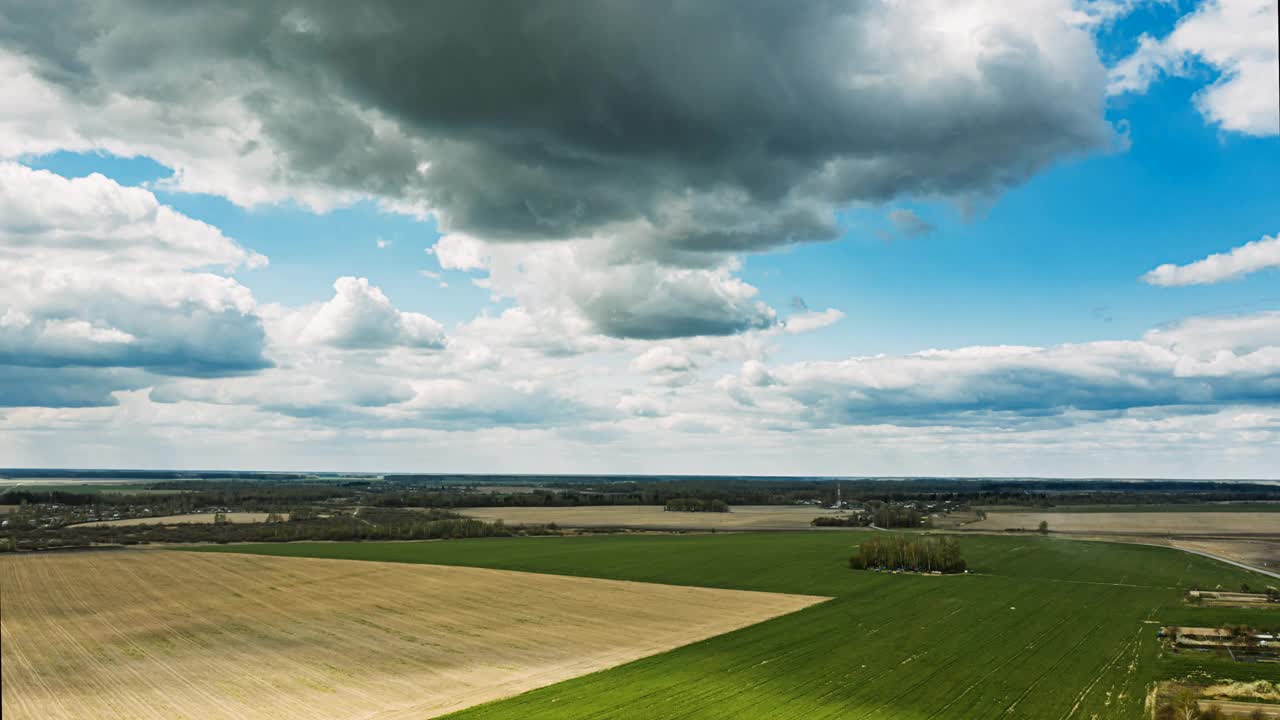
[[1, 0, 1278, 476]]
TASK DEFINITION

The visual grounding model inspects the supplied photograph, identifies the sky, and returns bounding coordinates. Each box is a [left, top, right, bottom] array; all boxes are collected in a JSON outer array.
[[1, 0, 1278, 478]]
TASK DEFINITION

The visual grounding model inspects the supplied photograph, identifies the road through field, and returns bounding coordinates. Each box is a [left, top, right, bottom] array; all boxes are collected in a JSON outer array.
[[1160, 544, 1280, 580], [1198, 700, 1280, 718], [0, 550, 824, 720]]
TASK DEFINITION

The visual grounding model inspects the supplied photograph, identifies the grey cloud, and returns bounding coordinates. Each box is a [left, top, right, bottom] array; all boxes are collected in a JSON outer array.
[[0, 295, 271, 377], [148, 373, 415, 410], [263, 387, 597, 431], [573, 265, 778, 340], [0, 366, 148, 407], [783, 366, 1280, 428], [466, 242, 780, 341], [346, 381, 416, 408], [398, 379, 605, 430], [2, 1, 1114, 259], [887, 209, 936, 238], [586, 300, 775, 341]]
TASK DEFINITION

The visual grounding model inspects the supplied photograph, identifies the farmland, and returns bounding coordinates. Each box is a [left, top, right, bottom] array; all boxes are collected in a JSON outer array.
[[458, 504, 845, 530], [70, 512, 277, 527], [200, 531, 1280, 719], [1168, 538, 1280, 573], [967, 511, 1280, 536], [0, 550, 821, 720], [983, 503, 1280, 513]]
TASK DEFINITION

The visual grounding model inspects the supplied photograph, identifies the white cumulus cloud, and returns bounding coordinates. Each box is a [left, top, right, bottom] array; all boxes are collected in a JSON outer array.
[[299, 277, 446, 350], [1143, 232, 1280, 286], [1109, 0, 1280, 136], [0, 163, 270, 406], [722, 311, 1280, 427], [785, 309, 846, 334]]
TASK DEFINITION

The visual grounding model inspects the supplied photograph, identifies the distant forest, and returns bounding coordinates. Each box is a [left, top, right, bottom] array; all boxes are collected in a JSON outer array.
[[5, 471, 1280, 510]]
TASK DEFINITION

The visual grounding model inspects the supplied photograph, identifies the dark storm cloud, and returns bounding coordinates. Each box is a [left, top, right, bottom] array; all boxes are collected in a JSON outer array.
[[0, 0, 1115, 256], [586, 303, 776, 341]]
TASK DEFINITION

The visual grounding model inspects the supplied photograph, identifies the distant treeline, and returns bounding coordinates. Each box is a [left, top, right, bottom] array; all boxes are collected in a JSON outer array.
[[8, 475, 1279, 517], [850, 536, 966, 574], [664, 498, 729, 513], [376, 478, 1280, 509], [148, 482, 357, 506], [812, 503, 929, 529], [2, 483, 353, 512], [370, 482, 825, 508], [0, 508, 544, 552], [0, 469, 315, 480]]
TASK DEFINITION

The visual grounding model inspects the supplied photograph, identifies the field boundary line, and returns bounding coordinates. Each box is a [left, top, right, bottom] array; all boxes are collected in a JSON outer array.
[[193, 547, 839, 601]]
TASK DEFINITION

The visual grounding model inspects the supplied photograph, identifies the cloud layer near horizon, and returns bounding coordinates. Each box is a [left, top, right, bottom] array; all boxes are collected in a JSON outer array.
[[2, 160, 1277, 473], [723, 312, 1280, 428]]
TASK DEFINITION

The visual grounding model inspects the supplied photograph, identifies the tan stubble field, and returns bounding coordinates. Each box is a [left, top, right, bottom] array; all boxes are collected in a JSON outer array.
[[0, 550, 825, 720], [966, 511, 1280, 536], [70, 512, 278, 527]]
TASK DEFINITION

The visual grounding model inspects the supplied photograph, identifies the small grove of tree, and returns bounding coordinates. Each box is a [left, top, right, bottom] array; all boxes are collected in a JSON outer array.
[[1038, 520, 1049, 535], [871, 504, 928, 528], [849, 535, 965, 574], [664, 498, 729, 513], [1154, 687, 1224, 720]]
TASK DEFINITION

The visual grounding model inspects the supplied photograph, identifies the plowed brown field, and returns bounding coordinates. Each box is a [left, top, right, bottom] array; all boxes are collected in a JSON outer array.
[[1, 550, 824, 720]]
